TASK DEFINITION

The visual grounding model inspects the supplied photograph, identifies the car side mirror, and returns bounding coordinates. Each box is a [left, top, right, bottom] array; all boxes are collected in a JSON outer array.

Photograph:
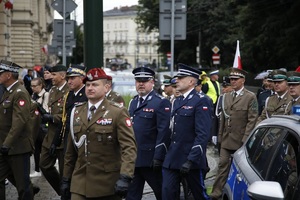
[[247, 181, 284, 200]]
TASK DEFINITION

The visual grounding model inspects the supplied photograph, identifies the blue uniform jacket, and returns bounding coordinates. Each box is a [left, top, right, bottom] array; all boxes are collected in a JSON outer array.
[[129, 90, 171, 167], [163, 89, 212, 169]]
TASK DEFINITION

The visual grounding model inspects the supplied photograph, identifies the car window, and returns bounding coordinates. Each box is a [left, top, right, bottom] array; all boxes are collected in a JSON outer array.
[[267, 132, 299, 200], [246, 127, 284, 178]]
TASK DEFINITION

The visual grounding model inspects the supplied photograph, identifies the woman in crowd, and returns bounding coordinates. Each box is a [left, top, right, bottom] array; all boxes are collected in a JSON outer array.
[[30, 77, 50, 177]]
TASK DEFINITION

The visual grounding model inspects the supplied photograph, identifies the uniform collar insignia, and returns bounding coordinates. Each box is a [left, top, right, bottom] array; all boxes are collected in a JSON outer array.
[[103, 110, 109, 117], [188, 94, 193, 99]]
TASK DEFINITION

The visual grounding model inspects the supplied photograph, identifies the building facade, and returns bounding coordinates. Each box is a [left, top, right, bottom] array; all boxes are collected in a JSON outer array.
[[103, 6, 159, 69], [0, 0, 54, 68]]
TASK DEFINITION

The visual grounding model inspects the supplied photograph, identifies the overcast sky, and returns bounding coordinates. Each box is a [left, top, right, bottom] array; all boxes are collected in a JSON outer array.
[[54, 0, 138, 24]]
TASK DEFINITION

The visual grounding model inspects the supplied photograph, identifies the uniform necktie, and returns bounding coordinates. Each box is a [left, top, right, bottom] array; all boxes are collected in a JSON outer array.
[[178, 95, 184, 103], [233, 92, 237, 100], [88, 105, 96, 121], [138, 97, 144, 108]]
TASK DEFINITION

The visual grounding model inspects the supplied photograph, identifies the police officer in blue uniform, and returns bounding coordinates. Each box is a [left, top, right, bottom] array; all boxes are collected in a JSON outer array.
[[127, 67, 171, 200], [162, 64, 212, 200]]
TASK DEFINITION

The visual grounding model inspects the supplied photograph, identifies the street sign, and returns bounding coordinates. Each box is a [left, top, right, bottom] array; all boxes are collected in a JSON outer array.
[[159, 13, 186, 40], [57, 46, 73, 57], [160, 0, 186, 13], [159, 0, 186, 40], [212, 46, 220, 54], [52, 19, 75, 40], [212, 53, 220, 65], [51, 0, 77, 18], [52, 39, 76, 48]]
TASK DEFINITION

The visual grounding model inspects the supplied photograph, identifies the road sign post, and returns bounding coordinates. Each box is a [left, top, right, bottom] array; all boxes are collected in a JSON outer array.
[[159, 0, 186, 76], [212, 46, 220, 65], [212, 54, 220, 65], [51, 0, 77, 65]]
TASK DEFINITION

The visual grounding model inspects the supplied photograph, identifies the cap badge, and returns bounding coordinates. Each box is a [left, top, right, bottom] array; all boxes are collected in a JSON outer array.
[[87, 73, 93, 80]]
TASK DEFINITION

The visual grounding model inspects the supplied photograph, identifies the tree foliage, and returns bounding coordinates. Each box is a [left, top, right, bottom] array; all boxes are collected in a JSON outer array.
[[136, 0, 300, 72]]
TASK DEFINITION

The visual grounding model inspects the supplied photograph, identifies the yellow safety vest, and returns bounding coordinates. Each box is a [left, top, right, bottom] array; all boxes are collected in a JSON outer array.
[[206, 80, 220, 104]]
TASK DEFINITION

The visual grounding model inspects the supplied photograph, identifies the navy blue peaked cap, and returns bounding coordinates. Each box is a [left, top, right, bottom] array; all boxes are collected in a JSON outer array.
[[175, 63, 201, 79], [132, 67, 155, 81]]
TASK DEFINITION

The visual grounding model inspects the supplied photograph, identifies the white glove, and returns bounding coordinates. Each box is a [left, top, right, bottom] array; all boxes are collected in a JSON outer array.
[[212, 136, 217, 145]]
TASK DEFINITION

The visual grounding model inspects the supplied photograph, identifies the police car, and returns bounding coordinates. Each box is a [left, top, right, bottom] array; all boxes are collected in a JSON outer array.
[[223, 110, 300, 200]]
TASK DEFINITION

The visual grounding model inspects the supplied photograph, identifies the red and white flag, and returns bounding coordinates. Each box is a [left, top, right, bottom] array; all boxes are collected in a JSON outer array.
[[41, 45, 48, 55], [233, 40, 242, 69]]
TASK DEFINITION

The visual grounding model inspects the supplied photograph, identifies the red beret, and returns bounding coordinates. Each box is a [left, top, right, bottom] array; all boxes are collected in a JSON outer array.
[[84, 68, 107, 83], [106, 75, 112, 80]]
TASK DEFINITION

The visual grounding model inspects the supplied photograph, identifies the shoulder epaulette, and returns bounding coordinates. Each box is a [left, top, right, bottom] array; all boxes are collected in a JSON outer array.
[[155, 93, 164, 99], [198, 93, 205, 98], [110, 101, 123, 108], [75, 102, 86, 107]]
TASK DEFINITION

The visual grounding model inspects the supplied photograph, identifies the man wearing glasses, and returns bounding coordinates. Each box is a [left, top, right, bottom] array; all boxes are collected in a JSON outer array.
[[210, 68, 258, 200]]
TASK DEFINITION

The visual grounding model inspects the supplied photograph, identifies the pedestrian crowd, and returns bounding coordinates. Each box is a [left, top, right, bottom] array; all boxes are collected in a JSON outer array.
[[0, 58, 300, 200]]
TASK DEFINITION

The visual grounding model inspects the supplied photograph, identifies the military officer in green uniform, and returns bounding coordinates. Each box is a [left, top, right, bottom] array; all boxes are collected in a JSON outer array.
[[256, 70, 293, 125], [61, 68, 136, 200], [0, 60, 34, 199], [106, 75, 125, 107], [285, 71, 300, 115], [210, 68, 258, 200], [39, 64, 69, 196]]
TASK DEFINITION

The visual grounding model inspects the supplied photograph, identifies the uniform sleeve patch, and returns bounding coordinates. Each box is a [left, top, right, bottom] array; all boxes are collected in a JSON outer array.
[[125, 118, 132, 127], [202, 106, 208, 110], [19, 100, 25, 106], [165, 107, 170, 112]]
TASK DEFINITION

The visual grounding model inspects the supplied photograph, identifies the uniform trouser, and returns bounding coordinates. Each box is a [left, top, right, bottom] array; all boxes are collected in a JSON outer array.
[[72, 193, 121, 200], [33, 129, 46, 172], [210, 148, 235, 199], [126, 167, 162, 200], [0, 180, 5, 200], [162, 168, 210, 200], [0, 153, 33, 200], [39, 146, 64, 195]]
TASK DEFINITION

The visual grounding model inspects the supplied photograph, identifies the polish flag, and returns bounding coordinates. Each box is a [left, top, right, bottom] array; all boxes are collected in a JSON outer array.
[[4, 0, 13, 10], [233, 40, 242, 69], [41, 45, 48, 54]]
